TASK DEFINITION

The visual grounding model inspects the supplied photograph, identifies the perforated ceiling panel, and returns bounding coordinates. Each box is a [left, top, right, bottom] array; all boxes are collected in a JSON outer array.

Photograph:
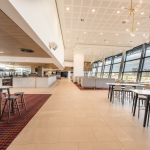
[[56, 0, 150, 62]]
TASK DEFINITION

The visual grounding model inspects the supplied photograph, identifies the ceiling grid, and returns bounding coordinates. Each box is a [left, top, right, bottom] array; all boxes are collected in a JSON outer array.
[[57, 0, 150, 62]]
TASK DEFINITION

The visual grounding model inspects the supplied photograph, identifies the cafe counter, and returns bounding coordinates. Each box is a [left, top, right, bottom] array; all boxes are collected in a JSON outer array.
[[13, 76, 56, 88]]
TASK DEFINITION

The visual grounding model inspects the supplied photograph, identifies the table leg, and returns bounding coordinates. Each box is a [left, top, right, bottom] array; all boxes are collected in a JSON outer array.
[[108, 85, 110, 99], [0, 90, 2, 118], [143, 95, 150, 127], [110, 85, 113, 102], [133, 93, 138, 116]]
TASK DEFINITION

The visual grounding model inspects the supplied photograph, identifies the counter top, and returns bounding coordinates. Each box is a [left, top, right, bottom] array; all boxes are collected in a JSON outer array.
[[13, 76, 56, 78]]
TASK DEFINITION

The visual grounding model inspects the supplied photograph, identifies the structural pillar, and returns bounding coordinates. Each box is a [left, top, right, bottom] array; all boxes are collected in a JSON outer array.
[[68, 71, 71, 79], [118, 52, 126, 80], [73, 48, 84, 82]]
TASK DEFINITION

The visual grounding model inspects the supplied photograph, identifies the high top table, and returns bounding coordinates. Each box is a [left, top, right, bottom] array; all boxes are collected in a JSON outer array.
[[107, 83, 145, 102], [131, 89, 150, 127], [0, 86, 11, 118]]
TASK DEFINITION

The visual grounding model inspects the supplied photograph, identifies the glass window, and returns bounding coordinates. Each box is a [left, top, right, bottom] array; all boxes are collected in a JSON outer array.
[[92, 68, 97, 73], [141, 72, 150, 83], [111, 73, 119, 79], [92, 73, 96, 77], [104, 65, 110, 72], [98, 61, 102, 66], [105, 57, 112, 65], [112, 63, 121, 72], [93, 63, 97, 68], [97, 73, 101, 78], [98, 67, 102, 72], [114, 54, 122, 63], [103, 73, 109, 78], [123, 72, 137, 81], [145, 46, 150, 57], [124, 60, 140, 72], [126, 49, 142, 61], [143, 57, 150, 71]]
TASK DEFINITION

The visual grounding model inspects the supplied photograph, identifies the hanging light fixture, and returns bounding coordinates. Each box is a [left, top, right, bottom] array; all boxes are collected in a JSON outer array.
[[122, 0, 143, 36]]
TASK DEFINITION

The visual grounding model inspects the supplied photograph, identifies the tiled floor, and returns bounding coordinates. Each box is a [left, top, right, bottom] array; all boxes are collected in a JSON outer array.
[[7, 78, 150, 150]]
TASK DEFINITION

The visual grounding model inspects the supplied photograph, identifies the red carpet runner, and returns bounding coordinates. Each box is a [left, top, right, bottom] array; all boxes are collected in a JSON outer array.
[[0, 94, 51, 150]]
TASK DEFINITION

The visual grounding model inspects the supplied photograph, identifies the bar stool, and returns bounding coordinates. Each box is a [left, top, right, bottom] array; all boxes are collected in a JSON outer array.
[[14, 92, 27, 111], [3, 92, 7, 97], [1, 96, 21, 123]]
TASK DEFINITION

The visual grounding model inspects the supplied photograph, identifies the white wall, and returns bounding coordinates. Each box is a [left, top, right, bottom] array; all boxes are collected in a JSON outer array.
[[63, 61, 74, 67], [73, 49, 84, 81], [9, 0, 64, 64]]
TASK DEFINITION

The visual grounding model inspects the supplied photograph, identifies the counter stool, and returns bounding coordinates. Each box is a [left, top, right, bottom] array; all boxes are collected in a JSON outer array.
[[3, 92, 7, 97], [1, 96, 21, 123], [14, 92, 27, 111]]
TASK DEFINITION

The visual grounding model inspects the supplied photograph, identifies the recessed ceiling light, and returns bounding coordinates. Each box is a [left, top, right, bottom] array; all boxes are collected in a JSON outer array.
[[119, 42, 121, 44], [116, 34, 118, 35], [67, 40, 69, 41], [84, 32, 86, 34], [66, 7, 70, 10], [0, 52, 3, 53], [92, 9, 95, 12], [100, 33, 102, 35], [67, 31, 69, 33], [117, 11, 120, 14], [141, 12, 144, 15], [137, 22, 140, 25], [143, 34, 146, 37], [106, 42, 108, 43], [94, 41, 96, 42], [68, 45, 69, 46]]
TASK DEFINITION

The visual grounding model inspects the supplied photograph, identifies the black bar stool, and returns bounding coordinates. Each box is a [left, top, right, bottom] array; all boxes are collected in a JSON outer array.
[[14, 92, 27, 111], [1, 96, 21, 123]]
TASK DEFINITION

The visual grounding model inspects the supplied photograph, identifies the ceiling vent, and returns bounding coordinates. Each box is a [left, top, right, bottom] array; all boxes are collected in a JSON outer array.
[[18, 48, 34, 53]]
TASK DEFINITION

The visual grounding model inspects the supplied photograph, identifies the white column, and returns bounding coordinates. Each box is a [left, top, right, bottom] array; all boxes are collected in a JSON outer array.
[[68, 71, 71, 79], [73, 48, 84, 82]]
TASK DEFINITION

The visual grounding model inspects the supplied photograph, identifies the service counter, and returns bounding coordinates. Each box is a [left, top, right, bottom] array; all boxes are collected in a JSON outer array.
[[13, 76, 56, 88]]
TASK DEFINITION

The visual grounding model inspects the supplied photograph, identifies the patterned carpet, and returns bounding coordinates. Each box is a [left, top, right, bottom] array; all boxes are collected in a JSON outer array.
[[72, 81, 108, 90], [0, 94, 51, 150]]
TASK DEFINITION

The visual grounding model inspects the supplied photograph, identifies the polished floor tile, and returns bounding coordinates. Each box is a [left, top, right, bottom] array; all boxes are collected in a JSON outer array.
[[6, 78, 150, 150]]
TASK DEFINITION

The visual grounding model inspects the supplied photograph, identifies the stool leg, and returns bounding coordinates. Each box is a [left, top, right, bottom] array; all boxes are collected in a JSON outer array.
[[11, 99, 14, 115], [15, 99, 21, 117], [20, 95, 24, 108], [1, 100, 7, 120], [8, 100, 11, 123], [23, 94, 27, 111], [138, 99, 140, 119]]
